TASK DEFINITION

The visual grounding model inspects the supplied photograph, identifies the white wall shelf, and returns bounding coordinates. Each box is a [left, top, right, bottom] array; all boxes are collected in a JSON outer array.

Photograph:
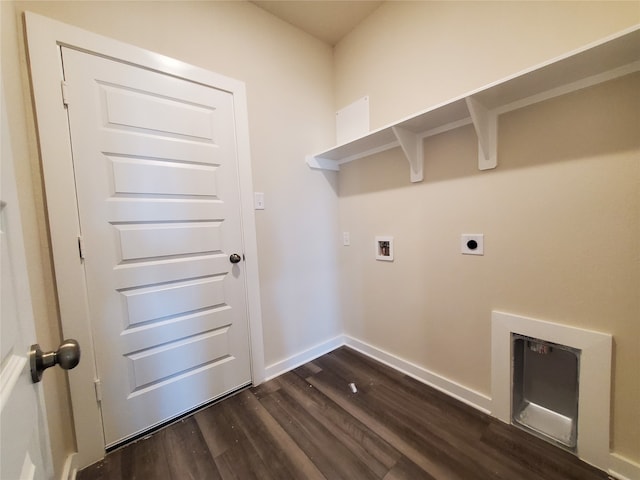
[[306, 26, 640, 183]]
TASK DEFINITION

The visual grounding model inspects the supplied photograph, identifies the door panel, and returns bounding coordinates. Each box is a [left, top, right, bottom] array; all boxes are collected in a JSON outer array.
[[61, 47, 251, 446], [127, 328, 231, 390], [102, 86, 216, 140], [0, 83, 53, 479], [115, 222, 222, 260], [111, 158, 219, 196], [107, 198, 226, 223], [121, 276, 226, 325]]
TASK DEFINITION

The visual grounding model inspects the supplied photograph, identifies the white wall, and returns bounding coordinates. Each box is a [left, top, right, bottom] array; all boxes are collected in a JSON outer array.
[[334, 0, 639, 465]]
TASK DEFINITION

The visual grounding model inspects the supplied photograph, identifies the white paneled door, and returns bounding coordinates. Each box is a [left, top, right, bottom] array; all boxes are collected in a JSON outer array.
[[1, 84, 53, 479], [61, 47, 252, 446]]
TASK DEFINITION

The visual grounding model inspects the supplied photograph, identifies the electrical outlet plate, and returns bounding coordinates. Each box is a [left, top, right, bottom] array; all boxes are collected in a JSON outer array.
[[461, 234, 484, 255]]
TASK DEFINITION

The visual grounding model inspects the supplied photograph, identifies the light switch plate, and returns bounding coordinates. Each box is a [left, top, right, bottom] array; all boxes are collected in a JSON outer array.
[[461, 234, 484, 255], [254, 192, 265, 210], [343, 232, 350, 246]]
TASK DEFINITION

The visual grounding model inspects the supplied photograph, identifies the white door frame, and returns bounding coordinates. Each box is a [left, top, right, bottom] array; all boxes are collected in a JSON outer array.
[[24, 11, 265, 468]]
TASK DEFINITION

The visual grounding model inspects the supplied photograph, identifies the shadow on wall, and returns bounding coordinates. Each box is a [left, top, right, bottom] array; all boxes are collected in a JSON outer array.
[[257, 162, 342, 363], [338, 73, 639, 197]]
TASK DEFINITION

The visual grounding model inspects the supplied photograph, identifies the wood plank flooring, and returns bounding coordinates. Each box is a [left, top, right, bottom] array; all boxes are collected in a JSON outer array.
[[78, 347, 610, 480]]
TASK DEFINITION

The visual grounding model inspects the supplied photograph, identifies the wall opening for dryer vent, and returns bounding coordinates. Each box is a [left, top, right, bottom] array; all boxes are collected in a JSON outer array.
[[512, 334, 580, 450]]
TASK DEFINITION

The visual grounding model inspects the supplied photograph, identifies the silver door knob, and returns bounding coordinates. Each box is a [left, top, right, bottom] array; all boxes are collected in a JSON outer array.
[[229, 253, 242, 264], [30, 339, 80, 383]]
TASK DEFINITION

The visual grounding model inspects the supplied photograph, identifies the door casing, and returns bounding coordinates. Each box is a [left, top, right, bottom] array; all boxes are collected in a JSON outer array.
[[25, 11, 265, 468]]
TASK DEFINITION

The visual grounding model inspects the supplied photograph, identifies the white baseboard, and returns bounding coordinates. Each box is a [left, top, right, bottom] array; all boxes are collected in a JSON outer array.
[[609, 452, 640, 480], [263, 334, 492, 414], [60, 452, 78, 480], [263, 334, 636, 479], [263, 335, 345, 381], [343, 335, 492, 414]]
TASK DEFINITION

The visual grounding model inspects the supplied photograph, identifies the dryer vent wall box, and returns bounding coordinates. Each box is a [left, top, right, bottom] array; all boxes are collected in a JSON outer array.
[[462, 234, 484, 255]]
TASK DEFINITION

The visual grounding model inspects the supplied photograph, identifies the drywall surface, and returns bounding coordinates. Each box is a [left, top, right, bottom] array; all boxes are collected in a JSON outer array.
[[5, 0, 339, 472], [335, 1, 639, 462], [335, 1, 639, 127]]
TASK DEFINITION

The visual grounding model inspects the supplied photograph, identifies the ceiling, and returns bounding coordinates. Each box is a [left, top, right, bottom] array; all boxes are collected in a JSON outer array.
[[250, 1, 384, 45]]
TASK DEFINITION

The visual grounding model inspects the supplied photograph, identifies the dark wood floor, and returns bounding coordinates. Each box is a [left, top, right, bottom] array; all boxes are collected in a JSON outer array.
[[78, 347, 610, 480]]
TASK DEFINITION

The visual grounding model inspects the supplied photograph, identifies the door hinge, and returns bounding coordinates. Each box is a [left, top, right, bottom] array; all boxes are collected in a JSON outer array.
[[61, 80, 69, 106], [94, 379, 102, 403], [77, 236, 85, 260]]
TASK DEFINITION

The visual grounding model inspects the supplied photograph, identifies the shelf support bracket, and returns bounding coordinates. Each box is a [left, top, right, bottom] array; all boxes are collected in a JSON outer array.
[[391, 126, 423, 182], [465, 96, 498, 170], [306, 155, 339, 172]]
